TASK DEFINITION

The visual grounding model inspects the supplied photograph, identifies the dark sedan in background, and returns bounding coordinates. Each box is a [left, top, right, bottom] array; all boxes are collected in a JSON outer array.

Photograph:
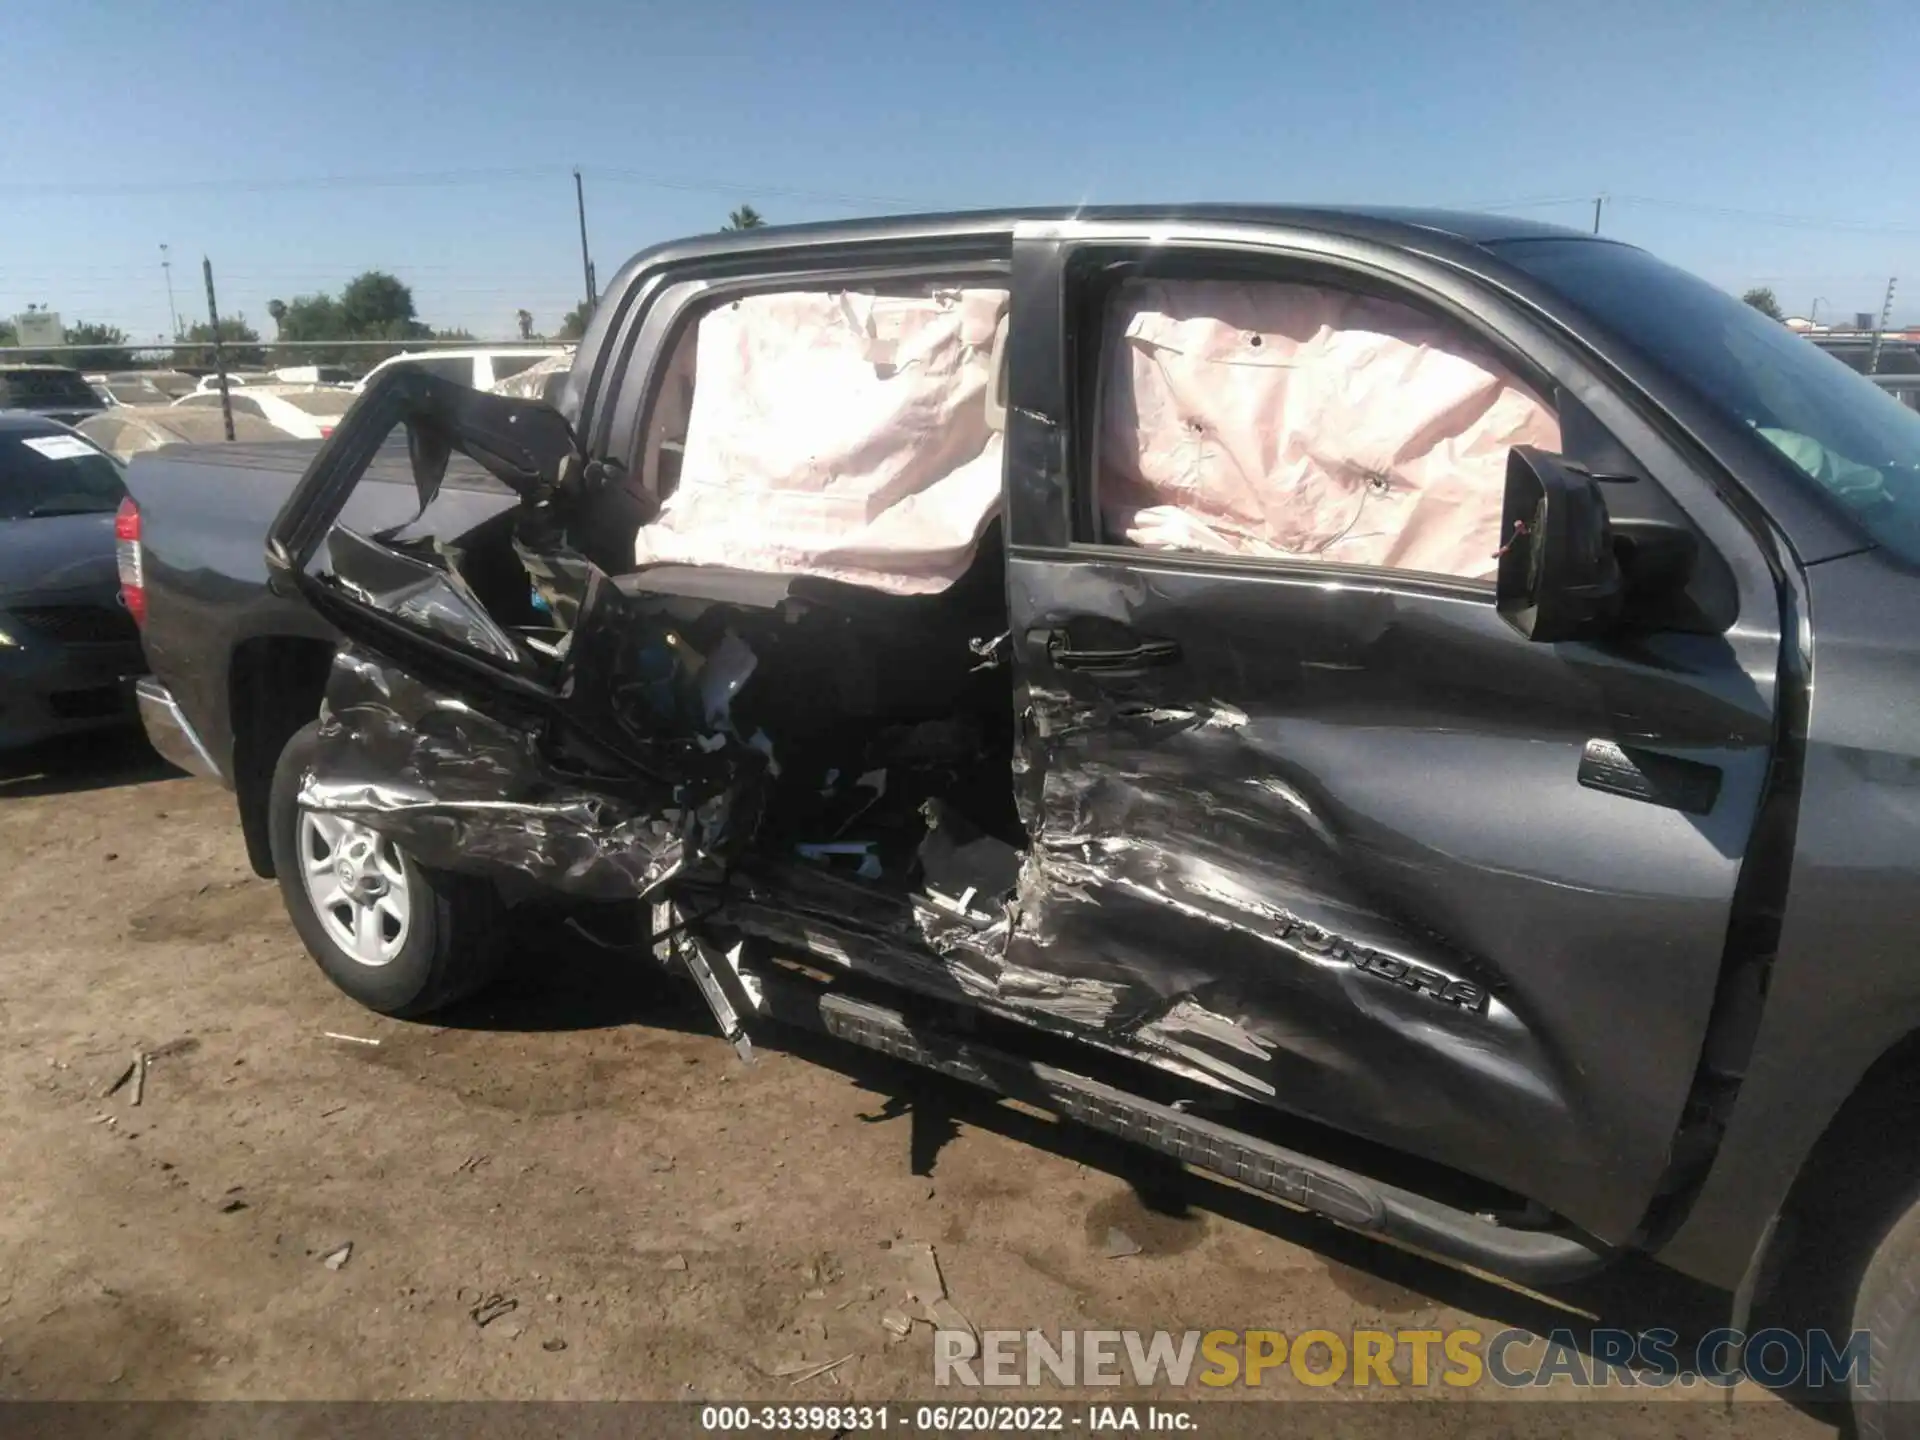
[[0, 413, 145, 748], [0, 366, 106, 427]]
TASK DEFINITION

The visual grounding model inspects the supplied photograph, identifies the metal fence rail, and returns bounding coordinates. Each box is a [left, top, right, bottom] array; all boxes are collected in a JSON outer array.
[[0, 337, 561, 356]]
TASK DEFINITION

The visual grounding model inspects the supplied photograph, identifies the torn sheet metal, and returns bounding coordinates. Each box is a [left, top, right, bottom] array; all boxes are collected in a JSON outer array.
[[269, 367, 778, 904], [667, 915, 757, 1064], [1133, 999, 1279, 1098], [304, 510, 775, 901], [327, 525, 538, 674], [302, 647, 705, 902]]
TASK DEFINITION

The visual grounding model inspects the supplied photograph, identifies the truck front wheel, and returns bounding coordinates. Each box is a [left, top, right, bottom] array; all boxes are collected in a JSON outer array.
[[268, 720, 505, 1017], [1853, 1192, 1920, 1439]]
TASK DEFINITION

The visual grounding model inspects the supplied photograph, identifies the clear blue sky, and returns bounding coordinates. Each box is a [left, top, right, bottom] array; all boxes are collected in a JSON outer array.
[[4, 0, 1914, 344]]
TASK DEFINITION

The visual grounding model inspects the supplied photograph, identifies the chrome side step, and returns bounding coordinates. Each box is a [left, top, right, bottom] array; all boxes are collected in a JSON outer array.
[[753, 976, 1614, 1288]]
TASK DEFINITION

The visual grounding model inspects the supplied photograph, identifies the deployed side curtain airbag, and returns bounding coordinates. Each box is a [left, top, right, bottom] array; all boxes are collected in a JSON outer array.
[[632, 288, 1008, 595], [1099, 280, 1562, 580]]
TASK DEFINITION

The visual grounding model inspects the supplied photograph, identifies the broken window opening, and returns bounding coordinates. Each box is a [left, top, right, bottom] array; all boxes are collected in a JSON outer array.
[[630, 282, 1011, 596], [284, 294, 1035, 991]]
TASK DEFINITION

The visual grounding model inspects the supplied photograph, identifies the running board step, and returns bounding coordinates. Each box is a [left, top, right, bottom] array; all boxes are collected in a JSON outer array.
[[756, 978, 1613, 1288]]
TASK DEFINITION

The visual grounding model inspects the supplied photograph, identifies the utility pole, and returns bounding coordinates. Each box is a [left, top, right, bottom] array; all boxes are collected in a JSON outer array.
[[202, 257, 235, 442], [574, 168, 596, 314], [1593, 195, 1606, 234], [160, 243, 179, 340], [1867, 277, 1899, 376]]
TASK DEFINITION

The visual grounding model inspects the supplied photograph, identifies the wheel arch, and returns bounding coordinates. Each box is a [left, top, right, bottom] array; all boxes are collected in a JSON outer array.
[[1737, 1026, 1920, 1336], [229, 636, 336, 878]]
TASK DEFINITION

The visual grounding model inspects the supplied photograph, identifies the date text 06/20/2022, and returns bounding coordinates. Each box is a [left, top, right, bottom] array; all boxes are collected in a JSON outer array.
[[700, 1404, 1195, 1431]]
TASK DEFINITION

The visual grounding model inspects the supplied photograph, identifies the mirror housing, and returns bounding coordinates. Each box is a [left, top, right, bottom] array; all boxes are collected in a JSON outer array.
[[1496, 446, 1624, 643]]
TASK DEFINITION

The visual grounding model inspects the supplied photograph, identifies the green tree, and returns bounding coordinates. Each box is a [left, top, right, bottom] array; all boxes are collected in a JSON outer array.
[[339, 270, 428, 338], [172, 317, 266, 370], [0, 318, 19, 350], [1742, 287, 1785, 322], [723, 205, 766, 231], [266, 293, 348, 366], [271, 293, 343, 340], [559, 302, 592, 341], [60, 321, 134, 371], [264, 273, 440, 366]]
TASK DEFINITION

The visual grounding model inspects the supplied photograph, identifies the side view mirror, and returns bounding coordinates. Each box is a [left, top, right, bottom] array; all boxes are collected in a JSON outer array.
[[1495, 446, 1623, 643]]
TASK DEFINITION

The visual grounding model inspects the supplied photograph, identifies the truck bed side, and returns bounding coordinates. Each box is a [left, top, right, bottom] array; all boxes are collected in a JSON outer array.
[[128, 438, 516, 870]]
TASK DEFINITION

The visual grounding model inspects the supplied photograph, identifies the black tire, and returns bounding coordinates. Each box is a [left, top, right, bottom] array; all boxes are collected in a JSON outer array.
[[1853, 1194, 1920, 1439], [268, 719, 505, 1018]]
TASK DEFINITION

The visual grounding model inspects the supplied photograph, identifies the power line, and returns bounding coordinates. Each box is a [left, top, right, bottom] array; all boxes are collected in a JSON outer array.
[[590, 167, 924, 209], [1450, 192, 1920, 237], [1460, 195, 1596, 213], [0, 163, 929, 211], [0, 166, 565, 197], [1613, 195, 1920, 237], [9, 166, 1920, 235]]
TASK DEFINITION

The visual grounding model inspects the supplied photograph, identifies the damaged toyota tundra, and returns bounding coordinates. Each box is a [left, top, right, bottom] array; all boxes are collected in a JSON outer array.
[[125, 208, 1920, 1424]]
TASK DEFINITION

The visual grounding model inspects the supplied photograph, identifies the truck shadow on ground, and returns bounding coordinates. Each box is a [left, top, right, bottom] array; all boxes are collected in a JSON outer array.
[[432, 908, 723, 1040], [0, 728, 180, 799], [805, 1031, 1850, 1429], [443, 943, 1846, 1429]]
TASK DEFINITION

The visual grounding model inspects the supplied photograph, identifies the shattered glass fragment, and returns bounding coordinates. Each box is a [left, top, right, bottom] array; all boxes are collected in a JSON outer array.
[[795, 841, 884, 881], [699, 630, 759, 730], [326, 525, 534, 674]]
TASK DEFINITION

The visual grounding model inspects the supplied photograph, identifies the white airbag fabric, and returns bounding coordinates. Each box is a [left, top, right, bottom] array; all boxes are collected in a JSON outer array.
[[1100, 280, 1561, 580], [633, 288, 1007, 594]]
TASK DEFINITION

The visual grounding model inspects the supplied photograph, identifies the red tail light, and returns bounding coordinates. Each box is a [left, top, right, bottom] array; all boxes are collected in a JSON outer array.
[[319, 425, 334, 438], [115, 496, 147, 627]]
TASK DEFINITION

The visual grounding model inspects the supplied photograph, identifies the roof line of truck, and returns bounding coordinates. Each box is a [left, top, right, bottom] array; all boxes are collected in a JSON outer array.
[[611, 203, 1619, 268]]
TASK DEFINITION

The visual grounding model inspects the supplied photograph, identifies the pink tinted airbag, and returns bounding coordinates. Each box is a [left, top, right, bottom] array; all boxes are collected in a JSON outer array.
[[1100, 280, 1561, 579], [633, 288, 1007, 594]]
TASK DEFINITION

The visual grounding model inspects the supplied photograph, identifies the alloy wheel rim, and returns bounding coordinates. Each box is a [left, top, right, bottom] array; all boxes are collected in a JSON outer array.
[[296, 810, 412, 967]]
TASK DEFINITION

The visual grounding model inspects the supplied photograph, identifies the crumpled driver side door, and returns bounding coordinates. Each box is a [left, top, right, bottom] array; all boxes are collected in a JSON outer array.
[[262, 367, 766, 903]]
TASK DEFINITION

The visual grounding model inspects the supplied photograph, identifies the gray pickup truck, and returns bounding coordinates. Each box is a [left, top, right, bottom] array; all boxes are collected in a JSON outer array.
[[126, 207, 1920, 1428]]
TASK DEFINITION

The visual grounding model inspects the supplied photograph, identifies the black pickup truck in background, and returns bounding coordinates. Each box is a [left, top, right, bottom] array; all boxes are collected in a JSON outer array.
[[123, 207, 1920, 1431]]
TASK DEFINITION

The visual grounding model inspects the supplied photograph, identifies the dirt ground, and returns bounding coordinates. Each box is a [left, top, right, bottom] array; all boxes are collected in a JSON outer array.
[[0, 731, 1841, 1434]]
